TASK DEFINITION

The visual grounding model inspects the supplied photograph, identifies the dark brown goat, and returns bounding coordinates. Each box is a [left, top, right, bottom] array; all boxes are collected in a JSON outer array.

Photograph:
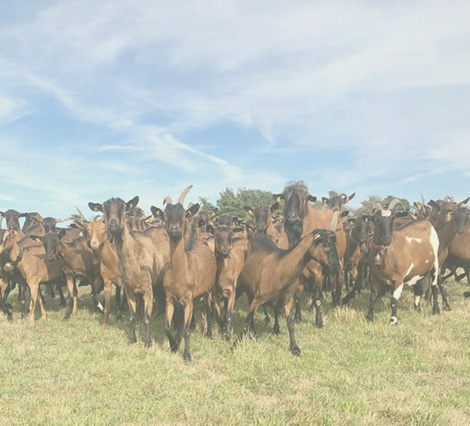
[[89, 196, 169, 347], [151, 186, 217, 361]]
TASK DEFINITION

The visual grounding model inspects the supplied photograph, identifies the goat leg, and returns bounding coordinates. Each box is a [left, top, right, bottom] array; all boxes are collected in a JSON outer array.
[[272, 307, 280, 335], [164, 298, 179, 352], [285, 298, 300, 356], [182, 299, 194, 362]]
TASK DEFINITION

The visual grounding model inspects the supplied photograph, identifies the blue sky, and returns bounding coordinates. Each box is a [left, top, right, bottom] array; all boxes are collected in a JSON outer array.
[[1, 0, 469, 219]]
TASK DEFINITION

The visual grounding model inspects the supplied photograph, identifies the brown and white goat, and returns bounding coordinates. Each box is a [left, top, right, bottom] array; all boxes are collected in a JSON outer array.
[[89, 196, 169, 347], [367, 201, 440, 324], [151, 186, 217, 361]]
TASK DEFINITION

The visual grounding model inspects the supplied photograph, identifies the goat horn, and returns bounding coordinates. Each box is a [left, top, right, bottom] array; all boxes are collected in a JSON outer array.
[[329, 211, 340, 232], [177, 185, 193, 205], [372, 203, 383, 212], [76, 207, 87, 221], [163, 196, 173, 205], [340, 193, 348, 200], [388, 198, 402, 211], [421, 193, 426, 206]]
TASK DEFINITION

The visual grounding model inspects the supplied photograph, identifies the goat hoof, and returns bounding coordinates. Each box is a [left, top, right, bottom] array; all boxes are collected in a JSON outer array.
[[62, 315, 70, 321], [273, 327, 280, 335], [463, 292, 470, 298], [414, 305, 421, 313], [128, 336, 137, 345], [224, 333, 231, 342], [290, 345, 301, 356], [183, 352, 192, 362], [315, 320, 323, 329], [205, 332, 213, 340], [294, 316, 302, 324], [366, 314, 374, 322], [433, 306, 441, 316], [389, 316, 398, 326], [444, 305, 451, 311], [144, 339, 152, 348], [6, 313, 13, 321], [264, 317, 270, 325]]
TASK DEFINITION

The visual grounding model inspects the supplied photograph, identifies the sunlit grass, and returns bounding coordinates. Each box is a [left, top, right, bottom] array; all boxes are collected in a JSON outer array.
[[1, 279, 470, 425]]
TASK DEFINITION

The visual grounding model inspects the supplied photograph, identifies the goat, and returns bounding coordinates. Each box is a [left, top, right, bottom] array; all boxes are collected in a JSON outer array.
[[151, 185, 217, 361], [211, 222, 247, 340], [74, 217, 125, 328], [341, 215, 372, 305], [89, 196, 169, 347], [274, 181, 348, 325], [236, 212, 340, 355], [33, 228, 104, 320], [243, 202, 289, 249], [366, 200, 440, 324], [0, 229, 65, 327], [321, 193, 355, 212]]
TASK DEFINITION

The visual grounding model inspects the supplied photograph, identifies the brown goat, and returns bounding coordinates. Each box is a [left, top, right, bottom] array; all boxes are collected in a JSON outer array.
[[75, 217, 125, 328], [243, 203, 289, 249], [151, 185, 217, 361], [236, 212, 340, 356], [89, 196, 170, 347], [0, 229, 64, 327], [212, 223, 248, 340]]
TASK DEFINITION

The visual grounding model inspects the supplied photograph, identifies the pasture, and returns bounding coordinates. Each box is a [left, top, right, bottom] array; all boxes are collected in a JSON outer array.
[[1, 279, 470, 425]]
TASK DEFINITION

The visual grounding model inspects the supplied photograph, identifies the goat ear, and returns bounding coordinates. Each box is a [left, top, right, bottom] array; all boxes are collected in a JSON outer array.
[[18, 212, 27, 218], [307, 195, 317, 203], [74, 221, 87, 230], [88, 202, 103, 212], [186, 203, 200, 218], [270, 201, 280, 212], [206, 224, 215, 235], [273, 193, 283, 202], [150, 206, 165, 221], [428, 200, 438, 208], [58, 229, 67, 239], [30, 235, 43, 242], [459, 197, 470, 207], [243, 206, 253, 214], [396, 212, 409, 218], [341, 210, 350, 218], [126, 196, 139, 209], [322, 197, 329, 205], [233, 226, 244, 233], [348, 193, 356, 201]]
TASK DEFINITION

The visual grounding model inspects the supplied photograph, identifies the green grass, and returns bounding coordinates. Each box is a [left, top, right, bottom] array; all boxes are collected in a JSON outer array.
[[2, 279, 470, 425]]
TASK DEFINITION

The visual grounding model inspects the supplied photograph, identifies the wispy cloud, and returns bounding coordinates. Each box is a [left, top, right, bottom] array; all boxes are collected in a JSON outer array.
[[0, 0, 469, 216]]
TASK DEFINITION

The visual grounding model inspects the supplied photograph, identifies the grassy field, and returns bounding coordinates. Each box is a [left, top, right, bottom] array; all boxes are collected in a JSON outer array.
[[1, 280, 470, 426]]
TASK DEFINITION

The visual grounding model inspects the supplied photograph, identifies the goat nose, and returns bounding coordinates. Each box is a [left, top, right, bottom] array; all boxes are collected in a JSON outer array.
[[288, 213, 296, 219], [109, 219, 117, 228]]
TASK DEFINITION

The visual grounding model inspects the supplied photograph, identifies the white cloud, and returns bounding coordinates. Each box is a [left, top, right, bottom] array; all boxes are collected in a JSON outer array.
[[0, 0, 469, 215]]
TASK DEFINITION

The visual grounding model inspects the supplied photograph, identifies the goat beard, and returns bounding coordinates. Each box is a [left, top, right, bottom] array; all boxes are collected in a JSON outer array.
[[285, 220, 303, 247]]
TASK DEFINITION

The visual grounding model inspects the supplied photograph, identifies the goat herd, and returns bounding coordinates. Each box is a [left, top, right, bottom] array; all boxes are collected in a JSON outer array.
[[1, 182, 469, 361]]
